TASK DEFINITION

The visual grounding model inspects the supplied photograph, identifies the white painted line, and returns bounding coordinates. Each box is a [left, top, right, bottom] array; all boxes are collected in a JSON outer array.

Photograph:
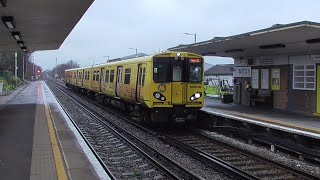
[[43, 81, 111, 180]]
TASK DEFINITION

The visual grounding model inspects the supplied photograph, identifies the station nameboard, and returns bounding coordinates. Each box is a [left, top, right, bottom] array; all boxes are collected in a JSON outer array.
[[311, 54, 320, 61], [233, 67, 251, 77]]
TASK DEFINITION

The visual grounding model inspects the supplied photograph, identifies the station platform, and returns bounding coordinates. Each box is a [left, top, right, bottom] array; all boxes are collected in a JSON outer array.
[[0, 81, 109, 180], [202, 97, 320, 139]]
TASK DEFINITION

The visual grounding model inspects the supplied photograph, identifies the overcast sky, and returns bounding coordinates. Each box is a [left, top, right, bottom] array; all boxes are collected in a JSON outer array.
[[34, 0, 320, 70]]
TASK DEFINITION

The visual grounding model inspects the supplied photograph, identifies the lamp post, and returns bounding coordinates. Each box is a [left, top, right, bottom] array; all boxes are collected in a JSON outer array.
[[183, 32, 197, 43], [104, 56, 110, 60], [129, 48, 138, 54]]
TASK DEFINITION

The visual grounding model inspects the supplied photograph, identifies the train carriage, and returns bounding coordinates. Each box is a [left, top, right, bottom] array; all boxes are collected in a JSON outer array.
[[65, 52, 204, 123]]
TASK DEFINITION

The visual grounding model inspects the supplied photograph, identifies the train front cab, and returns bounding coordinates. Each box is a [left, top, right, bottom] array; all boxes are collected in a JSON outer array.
[[147, 52, 204, 123]]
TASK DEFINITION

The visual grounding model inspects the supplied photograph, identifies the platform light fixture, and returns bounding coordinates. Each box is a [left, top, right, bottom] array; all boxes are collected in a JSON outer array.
[[0, 0, 7, 7], [225, 49, 244, 53], [11, 31, 21, 40], [2, 16, 15, 29], [21, 47, 27, 52], [259, 44, 286, 49], [17, 41, 24, 47], [306, 38, 320, 44]]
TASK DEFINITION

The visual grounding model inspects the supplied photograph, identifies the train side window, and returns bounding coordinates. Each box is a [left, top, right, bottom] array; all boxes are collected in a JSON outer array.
[[124, 68, 131, 84], [105, 70, 110, 83], [110, 69, 115, 83], [96, 71, 100, 81], [142, 68, 146, 86], [138, 67, 142, 85], [93, 71, 96, 81]]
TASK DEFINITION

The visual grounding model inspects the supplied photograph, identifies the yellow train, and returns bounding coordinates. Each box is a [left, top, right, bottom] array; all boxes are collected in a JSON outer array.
[[65, 52, 204, 123]]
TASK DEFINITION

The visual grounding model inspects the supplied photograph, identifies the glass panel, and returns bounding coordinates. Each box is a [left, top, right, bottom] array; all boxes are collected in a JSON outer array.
[[189, 64, 202, 82], [153, 58, 170, 82], [306, 65, 315, 70], [142, 68, 146, 86], [294, 65, 304, 70], [125, 68, 131, 84], [294, 71, 304, 76], [306, 83, 315, 89], [96, 71, 100, 81], [306, 71, 315, 76], [110, 70, 115, 83], [172, 65, 182, 81], [105, 70, 109, 82], [306, 77, 315, 82], [294, 77, 304, 82], [294, 82, 304, 88]]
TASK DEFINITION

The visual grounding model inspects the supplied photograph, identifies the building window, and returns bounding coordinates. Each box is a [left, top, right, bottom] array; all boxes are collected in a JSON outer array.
[[124, 68, 131, 84], [293, 64, 315, 90], [110, 70, 115, 83]]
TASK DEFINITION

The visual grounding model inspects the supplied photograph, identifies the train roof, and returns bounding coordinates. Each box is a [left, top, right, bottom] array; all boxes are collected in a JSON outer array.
[[65, 52, 202, 71]]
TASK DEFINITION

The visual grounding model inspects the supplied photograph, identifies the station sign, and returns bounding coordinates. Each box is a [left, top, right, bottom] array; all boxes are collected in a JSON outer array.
[[233, 67, 251, 77], [311, 54, 320, 61]]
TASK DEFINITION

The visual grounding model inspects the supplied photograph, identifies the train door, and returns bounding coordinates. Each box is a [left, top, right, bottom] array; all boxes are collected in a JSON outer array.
[[171, 62, 185, 104], [81, 70, 84, 87], [136, 64, 147, 101], [116, 66, 123, 97], [100, 68, 104, 92]]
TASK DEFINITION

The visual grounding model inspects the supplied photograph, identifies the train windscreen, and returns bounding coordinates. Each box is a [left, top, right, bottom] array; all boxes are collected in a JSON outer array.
[[153, 57, 202, 83]]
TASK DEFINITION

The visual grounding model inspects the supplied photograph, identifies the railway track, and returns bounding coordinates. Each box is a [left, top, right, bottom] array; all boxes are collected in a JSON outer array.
[[47, 81, 202, 180], [161, 130, 319, 180], [48, 80, 319, 180]]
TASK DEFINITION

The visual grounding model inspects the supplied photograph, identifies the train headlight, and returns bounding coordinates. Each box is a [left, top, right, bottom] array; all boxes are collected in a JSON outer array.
[[153, 92, 166, 101], [190, 92, 202, 101], [155, 93, 161, 99]]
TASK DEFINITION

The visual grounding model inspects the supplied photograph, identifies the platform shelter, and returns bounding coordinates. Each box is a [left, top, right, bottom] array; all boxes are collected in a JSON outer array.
[[169, 21, 320, 115]]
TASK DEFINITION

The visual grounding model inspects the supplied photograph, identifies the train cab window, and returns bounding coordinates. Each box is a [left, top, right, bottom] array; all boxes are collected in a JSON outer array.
[[124, 68, 131, 84], [188, 61, 202, 82], [110, 70, 115, 83], [153, 58, 170, 82], [142, 68, 146, 86], [105, 70, 110, 82]]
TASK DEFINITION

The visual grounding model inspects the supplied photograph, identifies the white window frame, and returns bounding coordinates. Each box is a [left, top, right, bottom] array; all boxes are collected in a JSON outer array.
[[293, 64, 315, 90]]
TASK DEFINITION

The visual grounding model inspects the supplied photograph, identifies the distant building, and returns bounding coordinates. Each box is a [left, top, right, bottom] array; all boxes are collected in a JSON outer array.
[[204, 64, 234, 87], [204, 63, 214, 71]]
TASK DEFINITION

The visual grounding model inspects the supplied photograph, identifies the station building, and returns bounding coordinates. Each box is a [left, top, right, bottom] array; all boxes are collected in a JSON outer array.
[[169, 21, 320, 115]]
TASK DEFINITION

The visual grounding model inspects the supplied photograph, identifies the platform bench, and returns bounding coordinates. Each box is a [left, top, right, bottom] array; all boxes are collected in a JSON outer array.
[[250, 90, 273, 107]]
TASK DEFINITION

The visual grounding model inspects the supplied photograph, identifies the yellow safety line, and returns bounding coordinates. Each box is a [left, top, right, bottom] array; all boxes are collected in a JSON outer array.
[[43, 88, 68, 180], [212, 108, 320, 135]]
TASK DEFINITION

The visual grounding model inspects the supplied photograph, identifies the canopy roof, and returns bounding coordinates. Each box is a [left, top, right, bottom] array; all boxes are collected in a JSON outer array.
[[169, 21, 320, 58], [0, 0, 94, 52]]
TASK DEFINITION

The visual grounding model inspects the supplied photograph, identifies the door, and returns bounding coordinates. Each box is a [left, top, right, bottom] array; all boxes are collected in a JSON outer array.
[[136, 64, 144, 101], [100, 68, 104, 92], [116, 66, 123, 97], [81, 70, 84, 87], [171, 65, 184, 104]]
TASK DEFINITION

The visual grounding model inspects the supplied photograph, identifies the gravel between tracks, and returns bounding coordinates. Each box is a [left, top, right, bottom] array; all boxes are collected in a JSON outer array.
[[196, 129, 320, 178], [47, 82, 231, 180]]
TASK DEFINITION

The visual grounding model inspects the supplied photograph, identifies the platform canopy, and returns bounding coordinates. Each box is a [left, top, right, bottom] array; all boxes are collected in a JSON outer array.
[[0, 0, 94, 52], [168, 21, 320, 58]]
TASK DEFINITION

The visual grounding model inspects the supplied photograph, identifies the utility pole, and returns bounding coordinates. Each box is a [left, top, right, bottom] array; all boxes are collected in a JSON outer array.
[[55, 57, 58, 79]]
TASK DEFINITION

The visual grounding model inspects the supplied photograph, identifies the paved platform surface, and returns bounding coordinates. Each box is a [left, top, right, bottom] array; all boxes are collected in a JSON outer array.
[[0, 81, 106, 180], [203, 97, 320, 137]]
